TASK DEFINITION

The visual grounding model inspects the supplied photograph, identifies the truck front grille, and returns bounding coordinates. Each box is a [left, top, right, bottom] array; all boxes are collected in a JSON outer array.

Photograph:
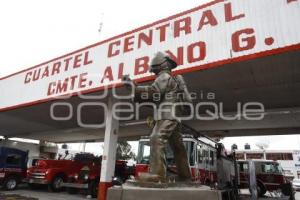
[[30, 172, 46, 179]]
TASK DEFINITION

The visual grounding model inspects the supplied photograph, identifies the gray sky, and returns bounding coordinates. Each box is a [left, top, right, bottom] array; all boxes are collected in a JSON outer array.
[[1, 0, 299, 153], [0, 0, 210, 77]]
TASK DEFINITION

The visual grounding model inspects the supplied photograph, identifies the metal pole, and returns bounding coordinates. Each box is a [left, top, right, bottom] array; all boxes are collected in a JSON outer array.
[[249, 160, 257, 200]]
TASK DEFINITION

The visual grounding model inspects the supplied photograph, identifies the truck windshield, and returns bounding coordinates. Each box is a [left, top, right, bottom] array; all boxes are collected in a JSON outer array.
[[274, 163, 283, 174], [137, 141, 151, 164], [137, 140, 193, 165], [262, 162, 283, 174], [6, 154, 22, 166]]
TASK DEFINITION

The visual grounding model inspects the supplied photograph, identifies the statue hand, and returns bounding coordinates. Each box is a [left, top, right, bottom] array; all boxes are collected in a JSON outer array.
[[122, 75, 131, 82], [122, 75, 135, 88]]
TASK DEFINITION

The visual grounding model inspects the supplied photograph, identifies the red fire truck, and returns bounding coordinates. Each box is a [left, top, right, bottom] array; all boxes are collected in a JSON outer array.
[[27, 153, 96, 192], [237, 160, 294, 197], [136, 135, 294, 199], [63, 158, 134, 198], [135, 134, 219, 185]]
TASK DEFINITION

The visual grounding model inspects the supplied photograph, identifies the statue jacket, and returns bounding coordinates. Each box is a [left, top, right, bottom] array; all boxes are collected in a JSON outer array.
[[134, 71, 192, 121]]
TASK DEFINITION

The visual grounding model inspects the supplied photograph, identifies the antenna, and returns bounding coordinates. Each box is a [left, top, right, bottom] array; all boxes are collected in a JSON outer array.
[[98, 12, 104, 35], [98, 22, 103, 33], [255, 142, 269, 150]]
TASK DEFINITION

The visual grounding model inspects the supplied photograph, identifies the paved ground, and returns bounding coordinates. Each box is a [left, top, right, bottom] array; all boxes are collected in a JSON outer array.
[[295, 192, 299, 199], [0, 185, 88, 200], [0, 186, 298, 200], [0, 190, 88, 200], [0, 193, 38, 200], [241, 190, 300, 200]]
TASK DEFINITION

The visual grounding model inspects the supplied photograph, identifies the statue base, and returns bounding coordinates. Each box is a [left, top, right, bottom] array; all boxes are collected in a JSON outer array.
[[125, 179, 203, 188], [107, 182, 235, 200]]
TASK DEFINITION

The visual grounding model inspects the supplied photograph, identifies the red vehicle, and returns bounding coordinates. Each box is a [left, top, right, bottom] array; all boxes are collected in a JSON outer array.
[[136, 135, 218, 185], [237, 160, 293, 197], [27, 153, 95, 192], [63, 157, 134, 198], [0, 147, 28, 190]]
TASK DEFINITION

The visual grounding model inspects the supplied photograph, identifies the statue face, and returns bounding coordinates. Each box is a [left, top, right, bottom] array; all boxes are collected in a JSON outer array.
[[150, 61, 170, 75], [150, 52, 177, 75], [151, 67, 161, 75]]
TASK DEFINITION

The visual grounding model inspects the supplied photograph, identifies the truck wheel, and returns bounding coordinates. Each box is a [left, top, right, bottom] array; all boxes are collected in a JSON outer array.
[[49, 175, 64, 192], [67, 187, 78, 194], [281, 182, 294, 198], [89, 180, 98, 198], [3, 176, 18, 190], [257, 182, 266, 197]]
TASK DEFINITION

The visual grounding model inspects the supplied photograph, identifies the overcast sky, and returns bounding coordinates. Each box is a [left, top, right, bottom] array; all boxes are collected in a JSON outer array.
[[0, 0, 211, 77], [1, 0, 300, 153]]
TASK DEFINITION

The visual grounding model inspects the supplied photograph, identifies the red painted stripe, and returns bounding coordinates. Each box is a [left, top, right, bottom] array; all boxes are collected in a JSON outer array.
[[1, 43, 300, 112], [0, 0, 224, 81]]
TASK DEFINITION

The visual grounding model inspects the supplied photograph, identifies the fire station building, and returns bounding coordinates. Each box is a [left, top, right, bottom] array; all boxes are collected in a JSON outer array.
[[1, 0, 300, 199]]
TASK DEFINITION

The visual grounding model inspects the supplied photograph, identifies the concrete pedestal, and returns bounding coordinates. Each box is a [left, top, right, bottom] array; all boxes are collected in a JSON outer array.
[[107, 185, 234, 200]]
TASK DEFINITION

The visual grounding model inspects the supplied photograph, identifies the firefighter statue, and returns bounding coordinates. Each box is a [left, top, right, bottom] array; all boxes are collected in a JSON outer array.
[[122, 52, 192, 183]]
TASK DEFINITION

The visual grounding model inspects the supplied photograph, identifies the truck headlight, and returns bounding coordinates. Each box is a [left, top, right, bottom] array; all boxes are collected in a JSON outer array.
[[74, 174, 79, 180]]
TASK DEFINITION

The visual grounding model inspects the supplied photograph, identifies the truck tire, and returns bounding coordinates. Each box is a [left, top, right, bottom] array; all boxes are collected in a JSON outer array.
[[257, 182, 266, 197], [3, 176, 18, 190], [49, 175, 65, 192], [67, 187, 78, 194], [281, 182, 295, 199], [89, 180, 99, 198]]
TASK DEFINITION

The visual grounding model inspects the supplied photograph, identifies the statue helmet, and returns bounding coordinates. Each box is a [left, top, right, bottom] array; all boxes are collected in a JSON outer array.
[[149, 52, 177, 73]]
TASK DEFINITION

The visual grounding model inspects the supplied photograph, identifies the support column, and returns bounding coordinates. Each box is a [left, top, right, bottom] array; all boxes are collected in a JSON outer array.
[[98, 95, 119, 200]]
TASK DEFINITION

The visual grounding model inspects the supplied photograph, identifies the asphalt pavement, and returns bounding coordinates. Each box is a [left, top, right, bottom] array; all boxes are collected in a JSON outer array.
[[0, 186, 299, 200], [0, 189, 87, 200]]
